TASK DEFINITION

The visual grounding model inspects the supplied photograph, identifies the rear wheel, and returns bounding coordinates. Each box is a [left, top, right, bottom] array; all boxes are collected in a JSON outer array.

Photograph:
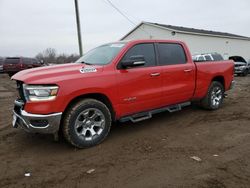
[[63, 99, 112, 148], [200, 81, 224, 110]]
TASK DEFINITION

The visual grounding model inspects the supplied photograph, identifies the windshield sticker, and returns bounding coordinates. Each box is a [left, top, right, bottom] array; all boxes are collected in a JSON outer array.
[[80, 67, 97, 73], [110, 44, 125, 48]]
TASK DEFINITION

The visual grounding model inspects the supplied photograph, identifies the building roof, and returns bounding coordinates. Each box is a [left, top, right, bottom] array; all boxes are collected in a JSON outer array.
[[121, 22, 250, 40]]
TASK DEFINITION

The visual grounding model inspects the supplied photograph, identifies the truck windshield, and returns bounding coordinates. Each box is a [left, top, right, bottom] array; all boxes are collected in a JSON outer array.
[[75, 43, 126, 65]]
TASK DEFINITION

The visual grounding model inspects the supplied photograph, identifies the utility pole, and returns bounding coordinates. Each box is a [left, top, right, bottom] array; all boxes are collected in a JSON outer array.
[[74, 0, 83, 56]]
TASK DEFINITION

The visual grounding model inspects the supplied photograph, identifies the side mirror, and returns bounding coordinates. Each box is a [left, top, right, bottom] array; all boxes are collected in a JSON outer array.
[[121, 55, 145, 68]]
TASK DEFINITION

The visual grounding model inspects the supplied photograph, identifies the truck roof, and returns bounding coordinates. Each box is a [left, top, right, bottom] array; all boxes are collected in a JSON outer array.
[[121, 39, 185, 43]]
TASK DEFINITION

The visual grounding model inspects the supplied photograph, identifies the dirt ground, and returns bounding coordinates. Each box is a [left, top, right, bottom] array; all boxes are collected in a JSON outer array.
[[0, 73, 250, 188]]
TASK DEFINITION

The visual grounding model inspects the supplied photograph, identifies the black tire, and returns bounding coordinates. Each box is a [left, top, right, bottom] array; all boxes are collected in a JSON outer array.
[[242, 70, 248, 77], [62, 99, 112, 148], [200, 81, 224, 110], [8, 73, 15, 77]]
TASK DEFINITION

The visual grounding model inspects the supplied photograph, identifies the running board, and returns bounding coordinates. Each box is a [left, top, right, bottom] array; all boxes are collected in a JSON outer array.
[[129, 113, 152, 123], [119, 102, 191, 123]]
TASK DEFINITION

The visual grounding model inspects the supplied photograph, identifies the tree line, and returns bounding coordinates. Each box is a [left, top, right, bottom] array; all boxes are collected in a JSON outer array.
[[35, 48, 80, 65]]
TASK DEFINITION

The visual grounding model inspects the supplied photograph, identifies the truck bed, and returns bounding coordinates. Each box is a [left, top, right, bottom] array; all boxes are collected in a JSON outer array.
[[194, 60, 234, 99]]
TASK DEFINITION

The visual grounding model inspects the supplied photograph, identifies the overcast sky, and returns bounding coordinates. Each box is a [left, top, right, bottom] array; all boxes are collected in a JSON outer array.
[[0, 0, 250, 57]]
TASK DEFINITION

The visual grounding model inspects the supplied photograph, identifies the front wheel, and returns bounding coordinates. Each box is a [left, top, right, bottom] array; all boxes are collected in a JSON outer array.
[[242, 70, 248, 76], [200, 81, 224, 110], [62, 99, 112, 148]]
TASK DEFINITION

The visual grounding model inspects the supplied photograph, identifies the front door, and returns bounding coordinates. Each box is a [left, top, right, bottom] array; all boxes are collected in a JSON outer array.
[[116, 43, 162, 117]]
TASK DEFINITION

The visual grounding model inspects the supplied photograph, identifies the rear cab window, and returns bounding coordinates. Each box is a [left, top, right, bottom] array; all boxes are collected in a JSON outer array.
[[157, 43, 187, 65]]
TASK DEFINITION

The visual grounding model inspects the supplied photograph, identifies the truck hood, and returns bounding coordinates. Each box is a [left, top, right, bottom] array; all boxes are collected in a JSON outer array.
[[12, 63, 103, 84]]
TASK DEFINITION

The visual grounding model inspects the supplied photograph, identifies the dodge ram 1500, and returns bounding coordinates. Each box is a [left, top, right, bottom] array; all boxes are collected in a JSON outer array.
[[12, 40, 234, 148]]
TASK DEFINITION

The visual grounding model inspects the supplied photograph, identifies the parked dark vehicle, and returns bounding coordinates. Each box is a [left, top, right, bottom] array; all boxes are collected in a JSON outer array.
[[229, 56, 249, 76], [192, 53, 224, 62], [0, 57, 4, 73], [3, 57, 43, 77]]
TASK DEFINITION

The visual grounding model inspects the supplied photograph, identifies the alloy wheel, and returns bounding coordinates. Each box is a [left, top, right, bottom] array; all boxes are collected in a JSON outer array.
[[74, 108, 105, 141]]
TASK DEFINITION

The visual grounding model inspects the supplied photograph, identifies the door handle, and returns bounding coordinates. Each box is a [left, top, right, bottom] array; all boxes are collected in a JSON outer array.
[[150, 73, 160, 77], [184, 69, 193, 73]]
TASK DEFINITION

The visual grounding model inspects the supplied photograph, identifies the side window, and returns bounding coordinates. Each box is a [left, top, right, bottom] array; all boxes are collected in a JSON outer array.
[[121, 43, 156, 68], [23, 58, 29, 64], [158, 43, 187, 65], [205, 55, 212, 61], [24, 58, 33, 64], [198, 56, 205, 61], [32, 59, 38, 64], [212, 54, 224, 61]]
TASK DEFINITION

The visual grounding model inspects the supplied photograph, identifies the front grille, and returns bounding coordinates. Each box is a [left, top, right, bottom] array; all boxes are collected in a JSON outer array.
[[234, 64, 245, 68]]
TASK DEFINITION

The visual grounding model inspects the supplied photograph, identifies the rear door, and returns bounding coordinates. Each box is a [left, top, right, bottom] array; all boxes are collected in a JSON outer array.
[[116, 43, 162, 116], [156, 42, 195, 105]]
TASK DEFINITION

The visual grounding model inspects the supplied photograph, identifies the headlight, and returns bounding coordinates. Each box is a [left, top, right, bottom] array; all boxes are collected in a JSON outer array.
[[23, 84, 59, 101], [239, 66, 246, 70]]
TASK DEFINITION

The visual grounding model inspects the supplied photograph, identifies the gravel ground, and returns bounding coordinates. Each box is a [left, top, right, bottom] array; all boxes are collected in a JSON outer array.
[[0, 73, 250, 188]]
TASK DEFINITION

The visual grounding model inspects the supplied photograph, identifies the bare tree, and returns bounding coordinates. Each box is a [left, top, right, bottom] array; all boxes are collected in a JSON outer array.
[[36, 48, 80, 65], [44, 48, 57, 63]]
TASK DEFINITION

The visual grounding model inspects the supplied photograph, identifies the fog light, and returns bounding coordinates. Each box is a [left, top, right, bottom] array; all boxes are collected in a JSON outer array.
[[30, 119, 49, 127]]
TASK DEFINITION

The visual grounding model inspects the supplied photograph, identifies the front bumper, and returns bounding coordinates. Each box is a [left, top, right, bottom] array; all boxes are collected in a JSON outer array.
[[234, 68, 246, 74], [13, 100, 62, 134]]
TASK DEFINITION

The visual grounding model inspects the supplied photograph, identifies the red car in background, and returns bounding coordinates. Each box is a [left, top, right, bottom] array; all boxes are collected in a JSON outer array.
[[3, 57, 43, 77]]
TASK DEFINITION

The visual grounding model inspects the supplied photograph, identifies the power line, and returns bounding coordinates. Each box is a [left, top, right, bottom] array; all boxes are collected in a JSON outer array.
[[103, 0, 154, 39], [104, 0, 137, 26]]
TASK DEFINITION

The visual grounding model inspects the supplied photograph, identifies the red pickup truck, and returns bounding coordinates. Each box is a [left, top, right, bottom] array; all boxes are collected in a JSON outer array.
[[12, 40, 234, 148], [4, 57, 42, 77]]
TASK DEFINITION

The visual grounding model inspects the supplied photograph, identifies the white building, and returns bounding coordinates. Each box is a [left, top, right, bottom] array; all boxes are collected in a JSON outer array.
[[121, 22, 250, 61]]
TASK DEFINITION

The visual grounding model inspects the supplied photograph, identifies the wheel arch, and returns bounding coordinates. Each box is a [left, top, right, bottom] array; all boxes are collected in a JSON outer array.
[[62, 93, 116, 122], [211, 76, 225, 89]]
